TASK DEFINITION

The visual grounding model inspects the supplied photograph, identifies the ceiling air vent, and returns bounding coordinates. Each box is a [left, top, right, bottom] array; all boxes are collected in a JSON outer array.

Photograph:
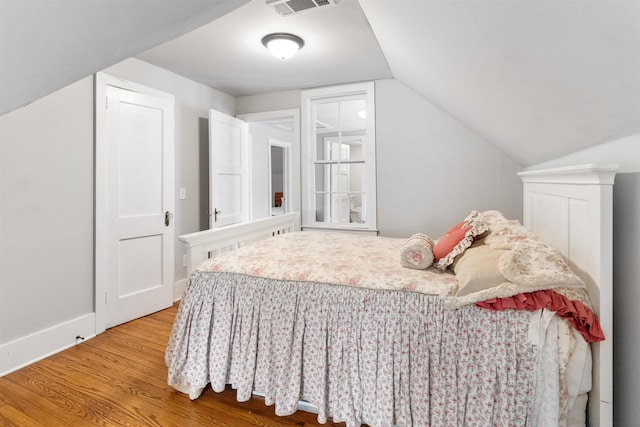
[[266, 0, 336, 17]]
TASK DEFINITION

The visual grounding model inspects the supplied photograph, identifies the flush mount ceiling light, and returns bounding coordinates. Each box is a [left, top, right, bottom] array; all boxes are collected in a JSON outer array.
[[262, 33, 304, 59]]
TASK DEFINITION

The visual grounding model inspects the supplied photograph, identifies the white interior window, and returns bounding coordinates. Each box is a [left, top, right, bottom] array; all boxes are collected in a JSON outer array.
[[301, 82, 377, 232]]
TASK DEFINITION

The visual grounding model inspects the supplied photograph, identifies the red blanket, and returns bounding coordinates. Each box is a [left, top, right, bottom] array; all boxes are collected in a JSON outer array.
[[477, 289, 605, 343]]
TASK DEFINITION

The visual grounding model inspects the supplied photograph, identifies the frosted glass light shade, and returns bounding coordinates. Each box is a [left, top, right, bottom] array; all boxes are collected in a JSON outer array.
[[262, 33, 304, 59]]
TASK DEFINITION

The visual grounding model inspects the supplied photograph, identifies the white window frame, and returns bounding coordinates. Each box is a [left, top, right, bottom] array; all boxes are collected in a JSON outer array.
[[301, 82, 377, 232]]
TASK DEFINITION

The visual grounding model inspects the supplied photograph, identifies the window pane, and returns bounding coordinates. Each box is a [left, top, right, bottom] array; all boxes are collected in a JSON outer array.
[[314, 164, 331, 192], [350, 193, 367, 225], [315, 163, 349, 193], [340, 99, 366, 132], [316, 132, 365, 161], [316, 135, 327, 161], [317, 136, 344, 161], [343, 138, 364, 161], [315, 192, 350, 224], [315, 193, 326, 222], [329, 193, 350, 224], [330, 163, 346, 193], [346, 163, 365, 194], [315, 102, 339, 133], [314, 162, 368, 224], [315, 99, 366, 133]]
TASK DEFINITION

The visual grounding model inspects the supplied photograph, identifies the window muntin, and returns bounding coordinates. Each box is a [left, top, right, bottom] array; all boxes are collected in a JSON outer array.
[[302, 83, 376, 230]]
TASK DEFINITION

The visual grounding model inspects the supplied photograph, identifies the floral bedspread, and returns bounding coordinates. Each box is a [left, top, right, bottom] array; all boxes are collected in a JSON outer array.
[[165, 229, 593, 426], [167, 272, 570, 426], [197, 230, 593, 311], [197, 231, 458, 296]]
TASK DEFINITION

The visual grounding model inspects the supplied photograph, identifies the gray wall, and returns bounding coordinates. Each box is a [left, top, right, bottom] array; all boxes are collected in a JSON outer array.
[[0, 77, 94, 343], [612, 172, 640, 426], [0, 58, 235, 347], [236, 90, 300, 115], [526, 133, 640, 426], [238, 79, 524, 238], [375, 79, 523, 238]]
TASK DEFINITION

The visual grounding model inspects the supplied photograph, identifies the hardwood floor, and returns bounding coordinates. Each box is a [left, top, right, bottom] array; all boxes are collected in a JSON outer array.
[[0, 304, 344, 427]]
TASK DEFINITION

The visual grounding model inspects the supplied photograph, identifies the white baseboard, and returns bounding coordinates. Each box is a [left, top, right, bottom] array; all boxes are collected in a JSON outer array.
[[174, 278, 187, 302], [1, 280, 187, 377], [0, 313, 95, 377]]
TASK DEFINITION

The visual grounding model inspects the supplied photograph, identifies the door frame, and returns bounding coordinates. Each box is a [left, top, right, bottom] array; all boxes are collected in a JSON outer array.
[[237, 109, 301, 218], [94, 72, 175, 334], [268, 138, 292, 216]]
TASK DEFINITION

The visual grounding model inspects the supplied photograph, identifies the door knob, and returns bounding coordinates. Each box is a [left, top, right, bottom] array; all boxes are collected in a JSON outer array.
[[214, 208, 221, 222], [165, 211, 173, 226]]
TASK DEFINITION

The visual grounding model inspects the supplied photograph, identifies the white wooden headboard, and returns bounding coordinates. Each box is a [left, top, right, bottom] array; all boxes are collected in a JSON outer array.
[[518, 163, 617, 427], [180, 212, 301, 277]]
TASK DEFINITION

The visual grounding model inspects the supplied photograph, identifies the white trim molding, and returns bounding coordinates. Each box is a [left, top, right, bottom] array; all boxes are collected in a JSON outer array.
[[301, 82, 377, 232], [94, 71, 176, 334], [0, 314, 95, 377], [518, 163, 618, 185]]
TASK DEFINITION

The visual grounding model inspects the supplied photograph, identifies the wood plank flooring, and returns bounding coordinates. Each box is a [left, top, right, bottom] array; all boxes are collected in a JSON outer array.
[[0, 304, 344, 426]]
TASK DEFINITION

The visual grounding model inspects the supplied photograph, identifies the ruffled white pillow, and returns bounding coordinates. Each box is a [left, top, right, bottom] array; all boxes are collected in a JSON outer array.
[[433, 219, 488, 270]]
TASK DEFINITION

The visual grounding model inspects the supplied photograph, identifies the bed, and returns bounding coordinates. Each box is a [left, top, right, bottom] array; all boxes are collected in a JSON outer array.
[[170, 164, 616, 427]]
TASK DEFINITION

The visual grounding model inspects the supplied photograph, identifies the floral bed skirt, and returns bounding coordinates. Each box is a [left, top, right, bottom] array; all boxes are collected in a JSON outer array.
[[166, 271, 572, 427]]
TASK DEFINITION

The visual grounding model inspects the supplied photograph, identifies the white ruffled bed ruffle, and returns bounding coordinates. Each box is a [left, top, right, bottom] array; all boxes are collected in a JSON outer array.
[[167, 271, 550, 427]]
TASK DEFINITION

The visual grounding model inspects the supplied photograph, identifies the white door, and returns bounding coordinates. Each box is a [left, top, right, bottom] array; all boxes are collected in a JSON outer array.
[[209, 109, 249, 228], [102, 83, 175, 329]]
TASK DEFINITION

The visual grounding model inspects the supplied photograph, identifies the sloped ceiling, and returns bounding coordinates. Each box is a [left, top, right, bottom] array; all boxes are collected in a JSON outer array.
[[1, 0, 638, 166], [359, 0, 640, 165], [0, 0, 250, 115]]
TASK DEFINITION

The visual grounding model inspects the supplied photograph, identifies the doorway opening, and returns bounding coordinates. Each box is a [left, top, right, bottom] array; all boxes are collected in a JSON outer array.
[[237, 109, 300, 221], [268, 139, 292, 216]]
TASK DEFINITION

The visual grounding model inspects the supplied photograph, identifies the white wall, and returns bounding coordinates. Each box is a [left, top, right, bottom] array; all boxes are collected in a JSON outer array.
[[375, 79, 523, 238], [238, 79, 524, 238], [0, 58, 235, 374], [527, 132, 640, 426]]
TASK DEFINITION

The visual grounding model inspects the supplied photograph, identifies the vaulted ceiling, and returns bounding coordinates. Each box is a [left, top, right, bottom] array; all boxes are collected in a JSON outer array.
[[1, 0, 639, 166], [0, 0, 251, 115], [360, 0, 640, 165]]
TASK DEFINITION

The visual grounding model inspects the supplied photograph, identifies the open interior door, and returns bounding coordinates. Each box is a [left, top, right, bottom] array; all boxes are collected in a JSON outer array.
[[209, 109, 249, 228]]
